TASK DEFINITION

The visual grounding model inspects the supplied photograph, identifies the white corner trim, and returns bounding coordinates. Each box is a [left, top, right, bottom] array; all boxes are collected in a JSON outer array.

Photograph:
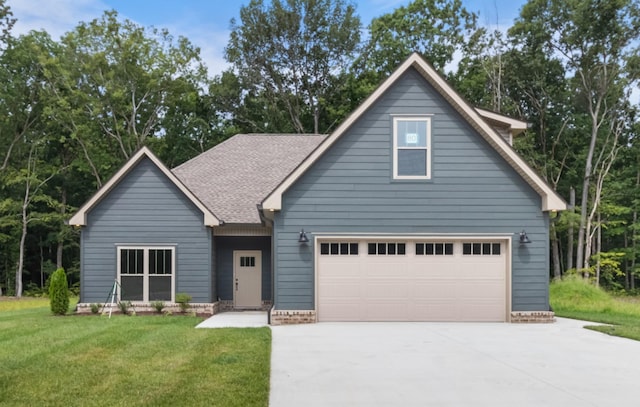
[[262, 53, 566, 213], [68, 146, 220, 226]]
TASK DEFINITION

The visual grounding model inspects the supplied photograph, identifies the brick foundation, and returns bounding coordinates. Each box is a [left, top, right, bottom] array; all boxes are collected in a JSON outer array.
[[270, 309, 317, 325], [76, 302, 219, 315], [510, 311, 555, 323], [219, 300, 272, 311]]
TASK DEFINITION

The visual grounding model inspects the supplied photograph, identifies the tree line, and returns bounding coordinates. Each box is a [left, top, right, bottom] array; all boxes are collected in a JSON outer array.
[[1, 0, 639, 296]]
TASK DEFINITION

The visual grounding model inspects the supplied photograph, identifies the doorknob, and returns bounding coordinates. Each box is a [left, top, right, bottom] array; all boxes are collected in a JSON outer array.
[[235, 278, 238, 291]]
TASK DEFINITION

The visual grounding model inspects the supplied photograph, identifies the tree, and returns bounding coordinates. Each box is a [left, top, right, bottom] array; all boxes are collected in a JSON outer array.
[[360, 0, 478, 81], [225, 0, 361, 134], [49, 268, 69, 315], [43, 10, 211, 186], [510, 0, 640, 274]]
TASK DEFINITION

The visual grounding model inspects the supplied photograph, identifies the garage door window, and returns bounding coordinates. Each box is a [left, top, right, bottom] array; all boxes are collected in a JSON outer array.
[[416, 243, 453, 255], [463, 242, 501, 255], [320, 242, 358, 255], [368, 243, 406, 255]]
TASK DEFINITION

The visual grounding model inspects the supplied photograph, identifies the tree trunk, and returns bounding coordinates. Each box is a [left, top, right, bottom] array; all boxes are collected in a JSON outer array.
[[567, 187, 575, 271], [16, 201, 28, 298], [595, 212, 601, 286], [577, 114, 601, 276]]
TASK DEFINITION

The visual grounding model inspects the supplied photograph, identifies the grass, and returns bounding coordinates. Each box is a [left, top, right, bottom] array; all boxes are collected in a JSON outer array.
[[0, 297, 271, 407], [550, 276, 640, 341]]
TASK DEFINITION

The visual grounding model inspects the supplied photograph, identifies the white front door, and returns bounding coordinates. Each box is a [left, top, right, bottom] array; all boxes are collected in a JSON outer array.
[[233, 250, 262, 308]]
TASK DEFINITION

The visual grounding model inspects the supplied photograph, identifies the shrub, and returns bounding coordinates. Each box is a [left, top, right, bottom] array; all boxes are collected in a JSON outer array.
[[175, 293, 192, 313], [90, 303, 100, 314], [49, 268, 70, 315], [118, 301, 132, 315], [151, 301, 165, 314]]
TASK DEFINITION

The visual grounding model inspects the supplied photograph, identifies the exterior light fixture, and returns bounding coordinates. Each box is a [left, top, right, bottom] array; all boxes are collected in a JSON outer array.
[[298, 229, 309, 244], [519, 230, 531, 244]]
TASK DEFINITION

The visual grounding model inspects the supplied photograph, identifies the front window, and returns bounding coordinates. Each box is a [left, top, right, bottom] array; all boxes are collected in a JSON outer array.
[[393, 117, 431, 179], [118, 247, 174, 302]]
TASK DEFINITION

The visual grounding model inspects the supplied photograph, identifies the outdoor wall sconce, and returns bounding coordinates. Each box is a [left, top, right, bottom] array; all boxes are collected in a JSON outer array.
[[298, 229, 309, 244], [519, 230, 532, 244]]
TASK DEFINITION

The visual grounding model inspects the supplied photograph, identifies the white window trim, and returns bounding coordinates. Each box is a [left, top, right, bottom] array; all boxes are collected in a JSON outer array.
[[393, 116, 432, 179], [117, 246, 176, 303]]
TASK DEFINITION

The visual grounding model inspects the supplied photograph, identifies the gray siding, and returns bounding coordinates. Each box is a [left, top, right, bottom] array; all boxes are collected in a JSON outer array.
[[274, 67, 549, 312], [215, 236, 272, 302], [80, 158, 212, 303]]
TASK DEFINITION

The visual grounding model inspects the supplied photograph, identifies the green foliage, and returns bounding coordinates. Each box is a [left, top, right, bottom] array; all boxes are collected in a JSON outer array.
[[48, 268, 69, 315], [590, 251, 626, 291], [89, 303, 100, 314], [117, 301, 132, 315], [150, 301, 165, 314], [175, 292, 192, 313], [225, 0, 361, 133], [550, 275, 612, 313]]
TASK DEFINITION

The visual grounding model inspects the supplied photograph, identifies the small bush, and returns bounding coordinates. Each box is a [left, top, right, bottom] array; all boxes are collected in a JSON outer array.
[[90, 303, 100, 314], [151, 301, 165, 314], [175, 293, 192, 313], [118, 301, 132, 315], [49, 268, 70, 315]]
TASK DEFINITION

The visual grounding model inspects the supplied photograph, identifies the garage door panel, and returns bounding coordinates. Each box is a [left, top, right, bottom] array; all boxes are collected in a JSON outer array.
[[365, 281, 409, 298], [317, 239, 507, 322]]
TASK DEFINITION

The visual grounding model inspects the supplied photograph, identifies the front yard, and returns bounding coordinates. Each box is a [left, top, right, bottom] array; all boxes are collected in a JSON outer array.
[[0, 298, 270, 407]]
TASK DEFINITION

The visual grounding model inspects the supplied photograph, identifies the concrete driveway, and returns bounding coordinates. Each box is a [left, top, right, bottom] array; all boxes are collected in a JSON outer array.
[[269, 318, 640, 407]]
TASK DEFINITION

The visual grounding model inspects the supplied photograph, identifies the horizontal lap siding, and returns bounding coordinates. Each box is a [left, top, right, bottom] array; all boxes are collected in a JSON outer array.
[[274, 67, 549, 312], [214, 236, 272, 302], [81, 158, 212, 303]]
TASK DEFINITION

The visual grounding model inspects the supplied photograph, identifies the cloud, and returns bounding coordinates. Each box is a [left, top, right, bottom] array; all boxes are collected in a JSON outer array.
[[8, 0, 108, 39]]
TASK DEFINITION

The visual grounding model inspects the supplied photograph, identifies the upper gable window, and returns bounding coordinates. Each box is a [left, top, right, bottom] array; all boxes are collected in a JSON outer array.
[[393, 117, 431, 179]]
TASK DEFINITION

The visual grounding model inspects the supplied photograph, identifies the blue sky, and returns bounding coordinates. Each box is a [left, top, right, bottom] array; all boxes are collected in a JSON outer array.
[[7, 0, 527, 75]]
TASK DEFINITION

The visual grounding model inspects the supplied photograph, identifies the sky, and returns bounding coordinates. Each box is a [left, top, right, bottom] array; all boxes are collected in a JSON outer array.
[[6, 0, 528, 76]]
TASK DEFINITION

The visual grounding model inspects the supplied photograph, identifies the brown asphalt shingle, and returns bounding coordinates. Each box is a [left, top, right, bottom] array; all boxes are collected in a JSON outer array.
[[172, 134, 326, 224]]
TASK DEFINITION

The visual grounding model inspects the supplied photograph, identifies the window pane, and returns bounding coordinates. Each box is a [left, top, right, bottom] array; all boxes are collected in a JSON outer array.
[[482, 243, 491, 255], [396, 120, 427, 147], [397, 243, 406, 255], [320, 243, 329, 255], [473, 243, 482, 255], [435, 243, 444, 255], [388, 243, 396, 255], [377, 243, 386, 255], [121, 276, 143, 301], [368, 243, 376, 255], [492, 243, 501, 255], [445, 243, 454, 255], [416, 244, 424, 255], [463, 243, 472, 255], [149, 276, 171, 301], [426, 243, 434, 255], [397, 149, 427, 176], [121, 249, 143, 275], [350, 243, 358, 255], [330, 243, 339, 255], [340, 243, 349, 255]]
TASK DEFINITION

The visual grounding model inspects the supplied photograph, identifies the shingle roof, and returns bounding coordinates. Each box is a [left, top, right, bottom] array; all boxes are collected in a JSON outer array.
[[172, 134, 326, 224]]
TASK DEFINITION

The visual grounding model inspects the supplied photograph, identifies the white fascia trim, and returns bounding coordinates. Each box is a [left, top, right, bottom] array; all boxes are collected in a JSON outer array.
[[475, 108, 529, 135], [262, 53, 566, 213], [68, 146, 220, 227]]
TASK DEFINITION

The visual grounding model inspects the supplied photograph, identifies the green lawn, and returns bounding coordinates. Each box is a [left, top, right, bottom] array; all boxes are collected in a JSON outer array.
[[0, 298, 271, 407], [550, 277, 640, 341]]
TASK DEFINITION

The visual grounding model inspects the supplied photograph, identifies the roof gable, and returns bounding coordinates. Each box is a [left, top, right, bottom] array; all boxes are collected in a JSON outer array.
[[262, 53, 566, 213], [68, 147, 220, 226]]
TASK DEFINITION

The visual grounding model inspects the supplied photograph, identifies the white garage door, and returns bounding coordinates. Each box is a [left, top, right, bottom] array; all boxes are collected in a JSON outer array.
[[317, 239, 508, 322]]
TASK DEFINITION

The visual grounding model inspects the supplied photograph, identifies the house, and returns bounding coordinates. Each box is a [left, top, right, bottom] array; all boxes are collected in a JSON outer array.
[[70, 53, 566, 323]]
